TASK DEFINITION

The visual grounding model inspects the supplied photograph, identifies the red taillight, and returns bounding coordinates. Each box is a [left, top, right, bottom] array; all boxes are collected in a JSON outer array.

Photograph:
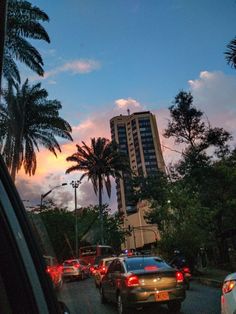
[[74, 263, 80, 268], [222, 280, 236, 294], [176, 271, 184, 283], [125, 274, 140, 287], [183, 267, 190, 273], [46, 266, 51, 273], [58, 265, 63, 272], [100, 266, 107, 274]]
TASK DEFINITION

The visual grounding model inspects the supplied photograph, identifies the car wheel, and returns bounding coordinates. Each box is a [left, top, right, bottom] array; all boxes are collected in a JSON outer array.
[[168, 300, 181, 313], [117, 294, 128, 314], [100, 286, 107, 304]]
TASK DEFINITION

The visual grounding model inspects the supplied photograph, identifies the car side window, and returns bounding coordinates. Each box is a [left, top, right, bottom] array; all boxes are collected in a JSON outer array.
[[113, 260, 123, 272], [107, 260, 116, 273]]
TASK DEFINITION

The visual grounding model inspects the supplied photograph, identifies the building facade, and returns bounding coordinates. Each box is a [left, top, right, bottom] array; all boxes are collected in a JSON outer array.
[[110, 111, 165, 250]]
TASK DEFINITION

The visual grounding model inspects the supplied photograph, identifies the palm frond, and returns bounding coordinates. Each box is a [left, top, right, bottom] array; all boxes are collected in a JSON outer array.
[[225, 37, 236, 69]]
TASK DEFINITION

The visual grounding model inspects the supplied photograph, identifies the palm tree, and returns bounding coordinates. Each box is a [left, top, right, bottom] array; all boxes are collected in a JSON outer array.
[[65, 137, 130, 244], [0, 79, 73, 181], [3, 0, 50, 84], [225, 37, 236, 69]]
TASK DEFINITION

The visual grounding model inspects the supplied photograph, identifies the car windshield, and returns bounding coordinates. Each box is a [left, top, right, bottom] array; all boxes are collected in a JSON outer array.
[[125, 257, 170, 271]]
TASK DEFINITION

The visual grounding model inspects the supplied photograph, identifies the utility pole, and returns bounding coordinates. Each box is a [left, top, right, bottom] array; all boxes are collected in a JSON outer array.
[[70, 180, 81, 258]]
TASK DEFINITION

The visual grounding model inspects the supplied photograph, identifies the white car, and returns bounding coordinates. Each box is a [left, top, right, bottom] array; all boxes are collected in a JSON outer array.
[[221, 272, 236, 314]]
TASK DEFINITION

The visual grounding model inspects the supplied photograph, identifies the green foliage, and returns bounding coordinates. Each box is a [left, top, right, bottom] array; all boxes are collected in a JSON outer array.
[[140, 91, 235, 266], [35, 202, 126, 261], [66, 137, 130, 244], [0, 80, 73, 180], [4, 0, 50, 84]]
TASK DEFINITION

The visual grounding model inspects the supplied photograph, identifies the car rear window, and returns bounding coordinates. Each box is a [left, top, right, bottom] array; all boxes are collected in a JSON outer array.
[[105, 260, 114, 266], [125, 257, 170, 271]]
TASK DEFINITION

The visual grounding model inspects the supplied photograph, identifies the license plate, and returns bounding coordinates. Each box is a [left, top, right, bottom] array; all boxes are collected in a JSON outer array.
[[155, 291, 169, 301]]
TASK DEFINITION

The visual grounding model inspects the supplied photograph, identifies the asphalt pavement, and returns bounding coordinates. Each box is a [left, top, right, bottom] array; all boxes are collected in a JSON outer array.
[[58, 277, 221, 314]]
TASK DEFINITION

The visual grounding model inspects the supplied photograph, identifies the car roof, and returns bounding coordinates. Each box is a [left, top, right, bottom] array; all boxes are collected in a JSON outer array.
[[224, 272, 236, 281], [100, 256, 117, 262], [63, 259, 79, 263], [118, 255, 163, 262]]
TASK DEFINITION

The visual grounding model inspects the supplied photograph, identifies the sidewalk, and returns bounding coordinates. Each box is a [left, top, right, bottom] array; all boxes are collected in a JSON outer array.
[[192, 268, 229, 288]]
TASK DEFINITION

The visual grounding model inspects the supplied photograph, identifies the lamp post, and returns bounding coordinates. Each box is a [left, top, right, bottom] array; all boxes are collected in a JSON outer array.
[[70, 180, 81, 258], [40, 183, 67, 210]]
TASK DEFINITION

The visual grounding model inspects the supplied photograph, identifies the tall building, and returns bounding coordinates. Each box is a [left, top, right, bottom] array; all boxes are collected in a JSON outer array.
[[110, 111, 165, 249]]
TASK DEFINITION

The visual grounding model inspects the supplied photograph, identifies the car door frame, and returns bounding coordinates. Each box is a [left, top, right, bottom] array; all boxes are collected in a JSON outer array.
[[0, 155, 61, 313]]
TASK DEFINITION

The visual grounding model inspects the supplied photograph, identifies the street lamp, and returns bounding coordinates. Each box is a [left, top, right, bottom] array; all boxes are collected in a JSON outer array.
[[40, 183, 67, 210], [70, 180, 82, 258]]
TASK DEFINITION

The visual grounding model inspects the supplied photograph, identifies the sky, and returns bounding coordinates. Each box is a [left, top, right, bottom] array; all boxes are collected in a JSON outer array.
[[16, 0, 236, 212]]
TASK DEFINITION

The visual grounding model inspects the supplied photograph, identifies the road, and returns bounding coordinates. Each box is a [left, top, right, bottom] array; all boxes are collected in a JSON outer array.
[[58, 277, 221, 314]]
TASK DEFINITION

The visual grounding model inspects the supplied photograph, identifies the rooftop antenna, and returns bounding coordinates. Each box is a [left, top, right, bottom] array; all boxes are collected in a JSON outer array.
[[127, 108, 130, 115]]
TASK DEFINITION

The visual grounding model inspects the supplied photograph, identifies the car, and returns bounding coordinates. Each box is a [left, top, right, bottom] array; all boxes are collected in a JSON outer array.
[[44, 255, 63, 290], [94, 256, 117, 288], [221, 272, 236, 314], [100, 255, 186, 314], [89, 255, 103, 275], [62, 259, 90, 281]]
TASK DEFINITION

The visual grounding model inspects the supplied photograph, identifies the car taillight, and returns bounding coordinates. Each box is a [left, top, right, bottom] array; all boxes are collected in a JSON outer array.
[[57, 265, 63, 272], [125, 274, 140, 287], [222, 280, 236, 294], [183, 267, 190, 273], [176, 271, 184, 283], [75, 263, 80, 268], [46, 266, 51, 273], [100, 266, 107, 274]]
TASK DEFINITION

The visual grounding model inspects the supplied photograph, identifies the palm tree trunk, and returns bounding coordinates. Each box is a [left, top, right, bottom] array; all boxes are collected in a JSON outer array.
[[98, 175, 104, 244]]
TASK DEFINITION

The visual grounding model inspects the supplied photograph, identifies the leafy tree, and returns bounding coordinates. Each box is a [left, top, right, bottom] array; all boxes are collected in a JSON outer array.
[[66, 137, 130, 244], [162, 91, 234, 265], [164, 91, 232, 177], [0, 79, 73, 181], [28, 201, 75, 262], [135, 92, 235, 267], [3, 0, 50, 84], [78, 204, 127, 251]]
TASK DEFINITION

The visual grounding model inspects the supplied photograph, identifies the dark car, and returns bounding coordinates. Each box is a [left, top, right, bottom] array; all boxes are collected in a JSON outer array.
[[100, 256, 186, 314]]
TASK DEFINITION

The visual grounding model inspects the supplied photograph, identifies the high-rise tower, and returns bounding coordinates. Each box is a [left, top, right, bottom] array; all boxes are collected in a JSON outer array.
[[110, 111, 165, 249]]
